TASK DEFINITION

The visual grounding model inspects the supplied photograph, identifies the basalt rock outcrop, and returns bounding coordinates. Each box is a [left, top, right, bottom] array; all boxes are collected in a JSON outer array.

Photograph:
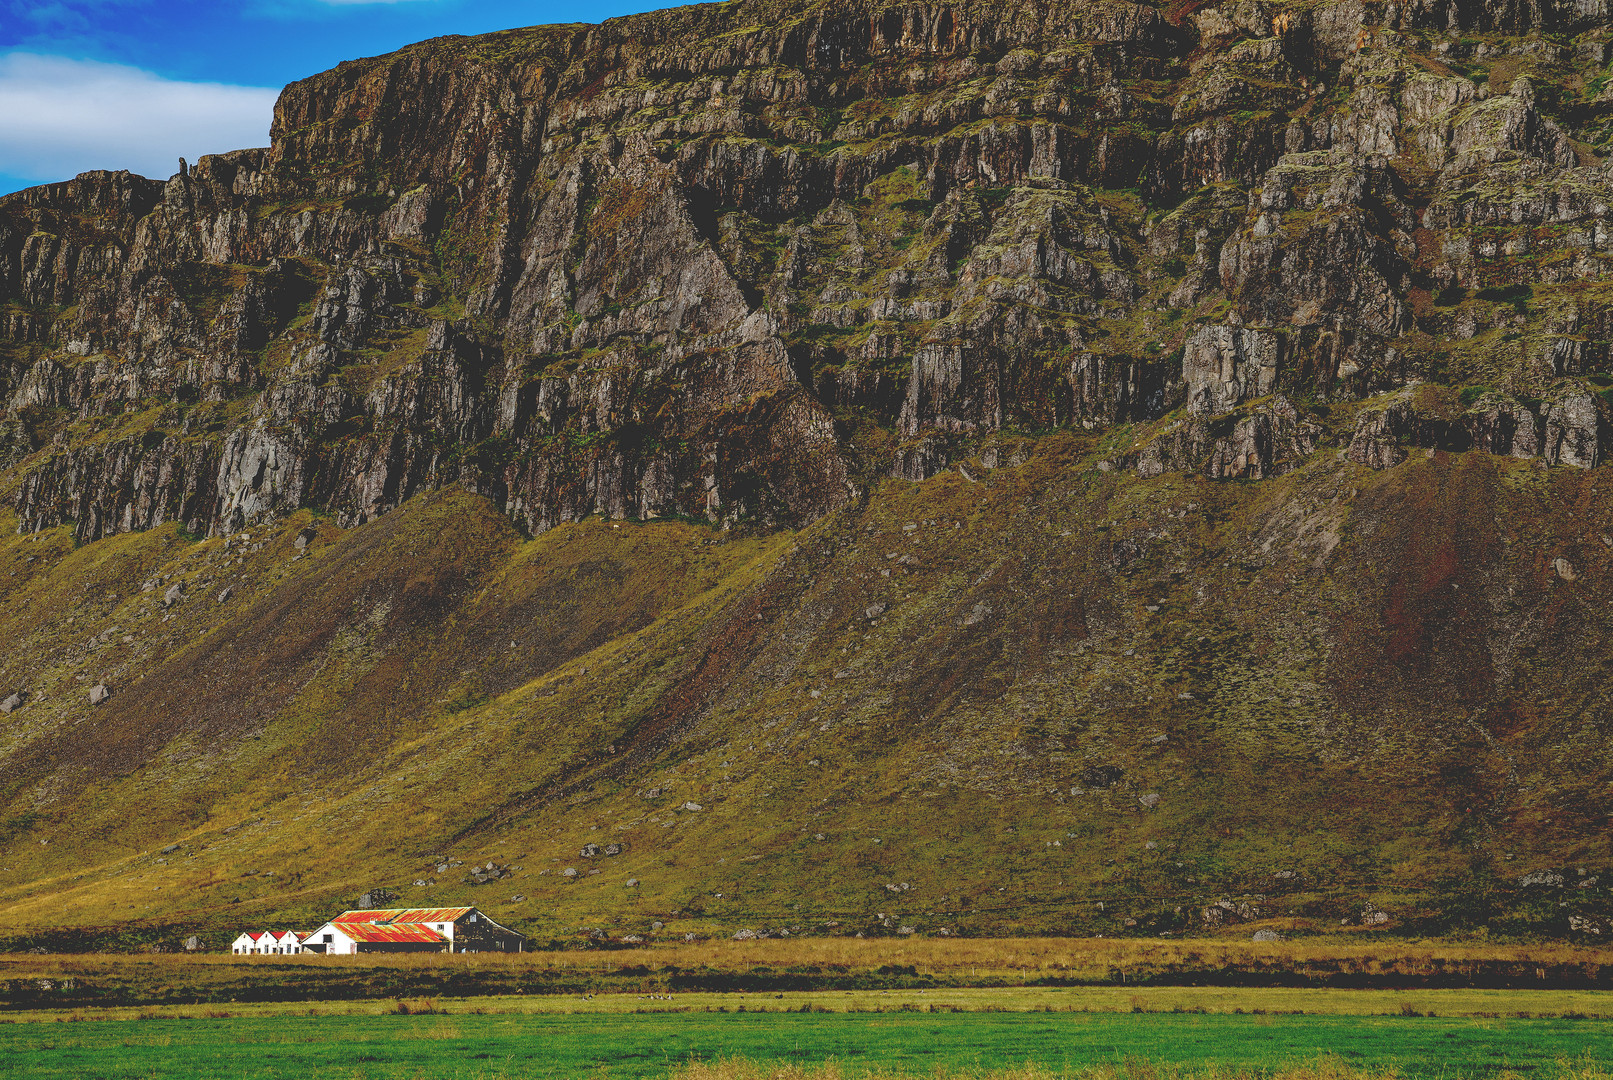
[[6, 0, 1613, 542]]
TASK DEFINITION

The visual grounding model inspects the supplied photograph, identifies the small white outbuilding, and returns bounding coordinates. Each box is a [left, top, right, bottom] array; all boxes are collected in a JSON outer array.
[[232, 930, 306, 954]]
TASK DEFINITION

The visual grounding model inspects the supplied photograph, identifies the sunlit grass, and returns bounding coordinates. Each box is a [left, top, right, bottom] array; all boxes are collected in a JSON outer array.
[[667, 1057, 1613, 1080], [5, 1009, 1613, 1079]]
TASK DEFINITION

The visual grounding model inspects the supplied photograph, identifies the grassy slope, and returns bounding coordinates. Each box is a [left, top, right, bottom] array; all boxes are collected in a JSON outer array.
[[1, 432, 1612, 944]]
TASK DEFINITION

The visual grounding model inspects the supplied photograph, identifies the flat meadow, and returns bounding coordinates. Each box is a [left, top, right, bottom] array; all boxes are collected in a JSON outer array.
[[8, 940, 1613, 1078], [5, 1004, 1613, 1080]]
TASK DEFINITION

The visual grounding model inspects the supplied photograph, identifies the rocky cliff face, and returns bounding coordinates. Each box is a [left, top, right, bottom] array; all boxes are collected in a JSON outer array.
[[8, 0, 1613, 543], [5, 0, 1613, 943]]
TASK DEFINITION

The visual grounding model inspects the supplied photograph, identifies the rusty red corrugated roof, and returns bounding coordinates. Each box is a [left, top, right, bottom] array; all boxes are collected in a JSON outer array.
[[333, 907, 473, 925], [393, 907, 475, 924], [331, 921, 448, 944]]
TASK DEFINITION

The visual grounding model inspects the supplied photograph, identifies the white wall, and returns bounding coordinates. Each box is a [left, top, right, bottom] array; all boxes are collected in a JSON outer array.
[[304, 922, 359, 955]]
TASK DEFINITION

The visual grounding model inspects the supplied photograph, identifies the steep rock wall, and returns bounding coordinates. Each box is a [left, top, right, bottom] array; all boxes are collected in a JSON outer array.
[[3, 0, 1613, 538]]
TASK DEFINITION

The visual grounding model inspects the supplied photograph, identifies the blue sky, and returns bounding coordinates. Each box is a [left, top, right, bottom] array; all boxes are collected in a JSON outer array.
[[0, 0, 673, 195]]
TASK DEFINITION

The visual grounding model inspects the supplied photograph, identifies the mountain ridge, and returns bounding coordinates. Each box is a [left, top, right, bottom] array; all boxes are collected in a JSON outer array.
[[2, 0, 1613, 946]]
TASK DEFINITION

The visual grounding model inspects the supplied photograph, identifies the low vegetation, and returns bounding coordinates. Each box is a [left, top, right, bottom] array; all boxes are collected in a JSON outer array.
[[7, 938, 1613, 1010], [13, 984, 1613, 1023]]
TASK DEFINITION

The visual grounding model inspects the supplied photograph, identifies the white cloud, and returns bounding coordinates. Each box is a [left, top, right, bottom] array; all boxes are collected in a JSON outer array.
[[0, 52, 278, 186]]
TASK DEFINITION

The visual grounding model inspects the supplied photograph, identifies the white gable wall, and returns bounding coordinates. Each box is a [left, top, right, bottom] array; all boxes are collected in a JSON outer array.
[[303, 921, 360, 955]]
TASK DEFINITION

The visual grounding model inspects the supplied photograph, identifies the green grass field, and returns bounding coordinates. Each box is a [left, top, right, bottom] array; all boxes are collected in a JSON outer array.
[[7, 1007, 1613, 1080]]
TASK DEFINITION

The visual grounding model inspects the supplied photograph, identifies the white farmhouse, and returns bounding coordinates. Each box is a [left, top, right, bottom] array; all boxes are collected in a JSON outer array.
[[300, 906, 523, 954], [301, 919, 449, 955], [231, 905, 523, 956]]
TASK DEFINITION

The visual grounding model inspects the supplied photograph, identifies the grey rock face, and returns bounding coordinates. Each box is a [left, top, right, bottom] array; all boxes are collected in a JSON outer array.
[[1201, 898, 1262, 927], [88, 684, 111, 705], [1182, 326, 1280, 415], [5, 0, 1610, 546], [1348, 404, 1414, 469], [0, 692, 21, 714], [1339, 387, 1597, 470], [1133, 395, 1319, 479], [1544, 391, 1603, 469]]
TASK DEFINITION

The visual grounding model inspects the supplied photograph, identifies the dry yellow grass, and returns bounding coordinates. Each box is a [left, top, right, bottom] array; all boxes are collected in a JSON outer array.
[[11, 937, 1613, 1022], [14, 984, 1613, 1025], [7, 935, 1613, 984]]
